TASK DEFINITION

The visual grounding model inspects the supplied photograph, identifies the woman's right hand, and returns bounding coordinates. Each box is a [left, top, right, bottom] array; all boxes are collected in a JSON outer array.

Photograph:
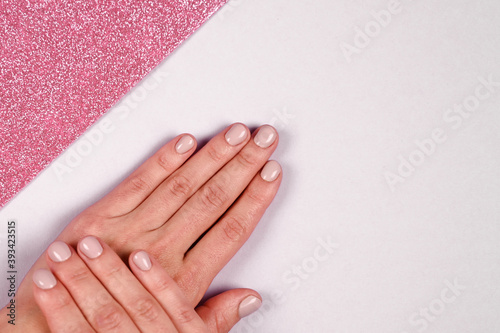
[[33, 236, 262, 332]]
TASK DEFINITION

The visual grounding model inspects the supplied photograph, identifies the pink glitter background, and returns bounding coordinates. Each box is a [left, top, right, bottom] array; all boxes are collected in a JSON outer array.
[[0, 0, 227, 208]]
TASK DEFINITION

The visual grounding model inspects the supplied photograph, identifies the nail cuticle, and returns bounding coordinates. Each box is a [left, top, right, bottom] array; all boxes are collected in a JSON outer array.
[[33, 269, 57, 290], [225, 123, 248, 146], [79, 236, 103, 259], [47, 241, 72, 262], [260, 160, 281, 182], [254, 125, 277, 148], [175, 135, 194, 154]]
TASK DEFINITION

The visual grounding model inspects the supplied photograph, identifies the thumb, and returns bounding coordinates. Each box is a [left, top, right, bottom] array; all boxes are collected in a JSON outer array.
[[196, 288, 262, 333]]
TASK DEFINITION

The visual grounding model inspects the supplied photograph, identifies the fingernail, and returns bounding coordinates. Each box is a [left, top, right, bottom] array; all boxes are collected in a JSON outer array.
[[79, 236, 103, 259], [254, 125, 277, 148], [47, 241, 72, 262], [175, 135, 195, 154], [260, 160, 281, 182], [225, 123, 248, 146], [33, 269, 57, 290], [238, 296, 262, 318], [133, 251, 152, 271]]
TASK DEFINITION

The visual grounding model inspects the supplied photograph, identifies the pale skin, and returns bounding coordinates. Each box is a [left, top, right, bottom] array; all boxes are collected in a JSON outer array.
[[0, 123, 282, 332]]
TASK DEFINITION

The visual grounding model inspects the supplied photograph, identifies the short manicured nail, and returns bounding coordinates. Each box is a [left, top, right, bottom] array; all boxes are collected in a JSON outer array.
[[238, 296, 262, 318], [79, 236, 103, 259], [260, 160, 281, 182], [225, 123, 248, 146], [32, 269, 57, 290], [175, 135, 195, 154], [47, 241, 72, 262], [254, 125, 277, 148], [133, 251, 152, 271]]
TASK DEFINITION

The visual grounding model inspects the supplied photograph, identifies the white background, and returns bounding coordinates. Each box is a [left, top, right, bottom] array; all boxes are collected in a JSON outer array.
[[1, 0, 500, 332]]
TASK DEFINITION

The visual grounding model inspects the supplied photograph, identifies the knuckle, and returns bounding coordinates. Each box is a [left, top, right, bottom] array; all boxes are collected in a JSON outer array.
[[167, 174, 192, 198], [50, 291, 73, 311], [134, 298, 159, 321], [215, 312, 232, 333], [200, 305, 230, 333], [206, 144, 226, 163], [71, 214, 105, 237], [94, 304, 123, 331], [93, 290, 114, 308], [128, 175, 151, 194], [67, 267, 92, 283], [102, 262, 123, 280], [200, 182, 227, 210], [199, 306, 217, 332], [151, 275, 172, 294], [222, 216, 247, 242], [246, 187, 268, 206], [176, 265, 200, 297], [156, 152, 172, 173], [235, 149, 258, 168], [174, 307, 197, 324]]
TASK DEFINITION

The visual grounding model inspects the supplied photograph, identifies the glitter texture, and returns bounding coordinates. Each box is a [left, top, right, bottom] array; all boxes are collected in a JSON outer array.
[[0, 0, 228, 208]]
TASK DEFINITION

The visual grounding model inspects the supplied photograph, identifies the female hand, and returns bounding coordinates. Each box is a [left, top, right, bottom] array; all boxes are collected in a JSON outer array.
[[33, 236, 261, 332], [1, 123, 282, 332]]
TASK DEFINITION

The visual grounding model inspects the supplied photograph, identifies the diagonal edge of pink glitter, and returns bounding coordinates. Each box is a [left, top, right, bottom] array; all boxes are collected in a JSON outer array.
[[0, 0, 229, 209]]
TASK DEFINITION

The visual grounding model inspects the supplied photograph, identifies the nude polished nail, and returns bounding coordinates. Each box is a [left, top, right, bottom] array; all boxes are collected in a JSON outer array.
[[133, 251, 152, 271], [47, 241, 72, 262], [225, 123, 248, 146], [175, 135, 195, 154], [254, 125, 277, 148], [238, 296, 262, 318], [32, 269, 57, 290], [260, 160, 281, 182], [79, 236, 103, 259]]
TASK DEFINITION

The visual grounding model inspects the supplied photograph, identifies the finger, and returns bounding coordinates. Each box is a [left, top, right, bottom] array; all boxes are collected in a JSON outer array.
[[157, 125, 278, 253], [32, 269, 96, 333], [129, 250, 207, 333], [182, 161, 282, 298], [91, 133, 197, 217], [74, 236, 178, 332], [196, 289, 262, 333], [130, 123, 251, 230], [44, 241, 139, 333]]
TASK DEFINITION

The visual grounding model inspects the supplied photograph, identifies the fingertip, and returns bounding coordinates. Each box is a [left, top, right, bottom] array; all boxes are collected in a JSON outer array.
[[47, 240, 72, 263], [78, 235, 103, 259], [253, 124, 279, 149], [32, 269, 57, 290], [260, 160, 282, 182], [130, 250, 152, 271], [197, 288, 263, 332], [225, 123, 250, 146], [238, 294, 262, 318], [175, 134, 197, 154]]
